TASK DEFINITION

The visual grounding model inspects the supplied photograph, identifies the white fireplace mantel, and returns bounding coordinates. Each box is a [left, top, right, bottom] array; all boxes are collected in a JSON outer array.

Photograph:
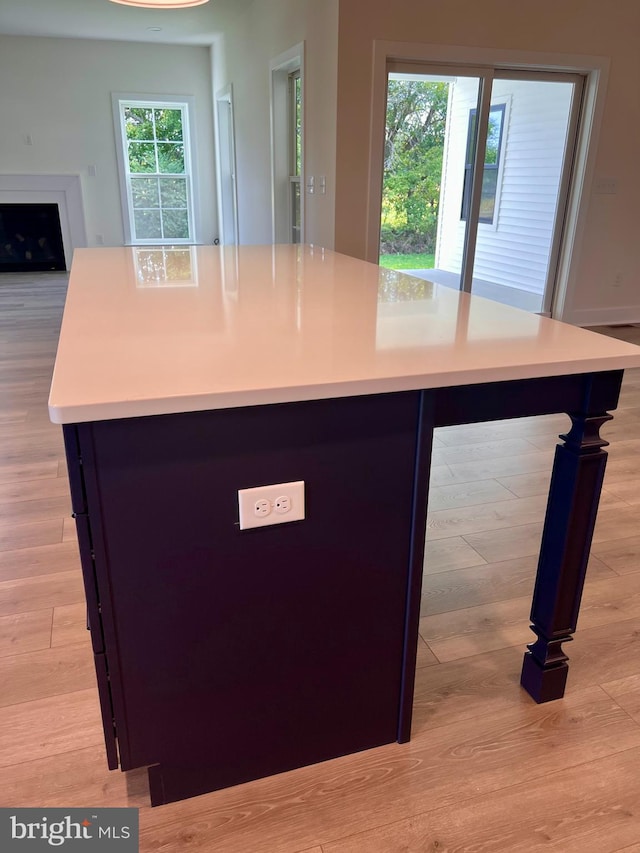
[[0, 175, 87, 270]]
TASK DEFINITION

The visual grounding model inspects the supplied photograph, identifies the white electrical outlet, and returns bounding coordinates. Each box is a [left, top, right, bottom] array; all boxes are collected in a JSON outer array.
[[254, 498, 271, 517], [238, 481, 305, 530], [274, 495, 291, 514]]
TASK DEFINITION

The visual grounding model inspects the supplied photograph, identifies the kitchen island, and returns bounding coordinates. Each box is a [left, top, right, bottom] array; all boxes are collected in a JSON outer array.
[[49, 244, 640, 806]]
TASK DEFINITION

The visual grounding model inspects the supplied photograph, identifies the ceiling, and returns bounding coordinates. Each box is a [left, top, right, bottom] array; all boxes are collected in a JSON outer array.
[[0, 0, 253, 46]]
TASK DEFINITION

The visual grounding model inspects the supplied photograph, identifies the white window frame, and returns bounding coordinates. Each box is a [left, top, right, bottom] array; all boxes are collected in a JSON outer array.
[[112, 93, 199, 245]]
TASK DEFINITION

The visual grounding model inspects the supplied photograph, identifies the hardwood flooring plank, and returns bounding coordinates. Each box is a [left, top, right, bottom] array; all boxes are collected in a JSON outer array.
[[599, 412, 640, 442], [51, 603, 89, 648], [601, 673, 640, 725], [524, 433, 568, 451], [431, 437, 540, 466], [421, 598, 531, 662], [0, 642, 95, 707], [601, 438, 640, 455], [428, 478, 516, 512], [0, 609, 52, 658], [422, 557, 537, 620], [619, 398, 640, 415], [420, 571, 640, 663], [494, 472, 625, 509], [0, 690, 104, 767], [0, 569, 85, 617], [602, 449, 640, 485], [0, 474, 70, 504], [428, 449, 554, 488], [428, 463, 457, 487], [601, 479, 640, 506], [463, 521, 543, 563], [434, 414, 568, 447], [321, 746, 640, 853], [0, 494, 72, 524], [592, 535, 640, 575], [492, 475, 628, 514], [420, 554, 615, 618], [415, 636, 438, 668], [593, 507, 640, 545], [0, 410, 28, 424], [0, 430, 62, 454], [0, 517, 62, 552], [62, 515, 77, 542], [423, 535, 487, 574], [0, 437, 64, 467], [496, 469, 552, 497], [604, 438, 640, 456], [411, 619, 640, 733], [2, 746, 149, 809], [0, 460, 59, 485], [0, 540, 80, 582], [566, 618, 640, 691], [411, 645, 531, 733], [426, 494, 548, 542]]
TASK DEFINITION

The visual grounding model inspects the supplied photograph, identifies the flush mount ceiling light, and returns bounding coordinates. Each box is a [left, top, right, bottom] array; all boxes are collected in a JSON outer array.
[[109, 0, 210, 8]]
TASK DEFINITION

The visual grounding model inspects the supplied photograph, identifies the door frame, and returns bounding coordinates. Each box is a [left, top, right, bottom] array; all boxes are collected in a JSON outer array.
[[270, 43, 305, 245], [367, 41, 610, 320], [215, 84, 239, 246]]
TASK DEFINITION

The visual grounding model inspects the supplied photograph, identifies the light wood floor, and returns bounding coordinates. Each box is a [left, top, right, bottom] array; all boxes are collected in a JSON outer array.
[[2, 272, 640, 852]]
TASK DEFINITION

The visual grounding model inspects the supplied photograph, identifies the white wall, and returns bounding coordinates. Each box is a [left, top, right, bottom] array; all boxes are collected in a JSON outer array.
[[0, 35, 217, 250], [214, 0, 338, 249]]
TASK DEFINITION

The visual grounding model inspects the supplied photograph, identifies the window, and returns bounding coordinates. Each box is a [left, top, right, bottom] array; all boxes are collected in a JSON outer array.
[[461, 103, 506, 224], [114, 97, 196, 244]]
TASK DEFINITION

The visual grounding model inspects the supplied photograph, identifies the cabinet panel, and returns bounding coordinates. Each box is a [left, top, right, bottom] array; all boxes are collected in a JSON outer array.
[[80, 392, 425, 797]]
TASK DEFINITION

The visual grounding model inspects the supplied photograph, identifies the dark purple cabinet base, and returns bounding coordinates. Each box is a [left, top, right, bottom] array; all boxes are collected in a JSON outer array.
[[63, 372, 623, 806]]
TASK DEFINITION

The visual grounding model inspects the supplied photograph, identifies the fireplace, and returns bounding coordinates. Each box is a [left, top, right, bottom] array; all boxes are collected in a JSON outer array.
[[0, 175, 87, 272], [0, 203, 66, 272]]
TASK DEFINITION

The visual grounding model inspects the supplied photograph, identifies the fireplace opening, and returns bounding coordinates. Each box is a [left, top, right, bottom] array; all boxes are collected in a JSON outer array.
[[0, 203, 66, 272]]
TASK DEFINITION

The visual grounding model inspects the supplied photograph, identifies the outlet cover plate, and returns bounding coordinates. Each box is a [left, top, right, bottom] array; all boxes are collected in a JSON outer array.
[[238, 480, 305, 530]]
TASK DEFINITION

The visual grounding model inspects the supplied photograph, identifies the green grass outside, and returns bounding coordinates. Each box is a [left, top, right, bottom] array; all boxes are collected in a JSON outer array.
[[379, 252, 435, 270]]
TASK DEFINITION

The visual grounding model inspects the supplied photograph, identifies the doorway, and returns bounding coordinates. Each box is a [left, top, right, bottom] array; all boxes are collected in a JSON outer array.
[[379, 63, 584, 314], [270, 44, 304, 244]]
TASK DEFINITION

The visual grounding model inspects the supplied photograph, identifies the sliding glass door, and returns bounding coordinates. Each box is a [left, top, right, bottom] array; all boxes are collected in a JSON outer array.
[[380, 63, 583, 314]]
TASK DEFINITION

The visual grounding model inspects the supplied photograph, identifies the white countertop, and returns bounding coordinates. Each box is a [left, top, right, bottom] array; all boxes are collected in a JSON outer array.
[[48, 245, 640, 424]]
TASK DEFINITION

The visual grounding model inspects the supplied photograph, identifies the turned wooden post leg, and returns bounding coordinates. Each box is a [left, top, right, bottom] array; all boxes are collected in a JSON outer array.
[[520, 411, 612, 703]]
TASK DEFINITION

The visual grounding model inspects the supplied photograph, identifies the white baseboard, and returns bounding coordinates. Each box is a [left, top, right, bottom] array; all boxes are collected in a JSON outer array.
[[562, 305, 640, 327]]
